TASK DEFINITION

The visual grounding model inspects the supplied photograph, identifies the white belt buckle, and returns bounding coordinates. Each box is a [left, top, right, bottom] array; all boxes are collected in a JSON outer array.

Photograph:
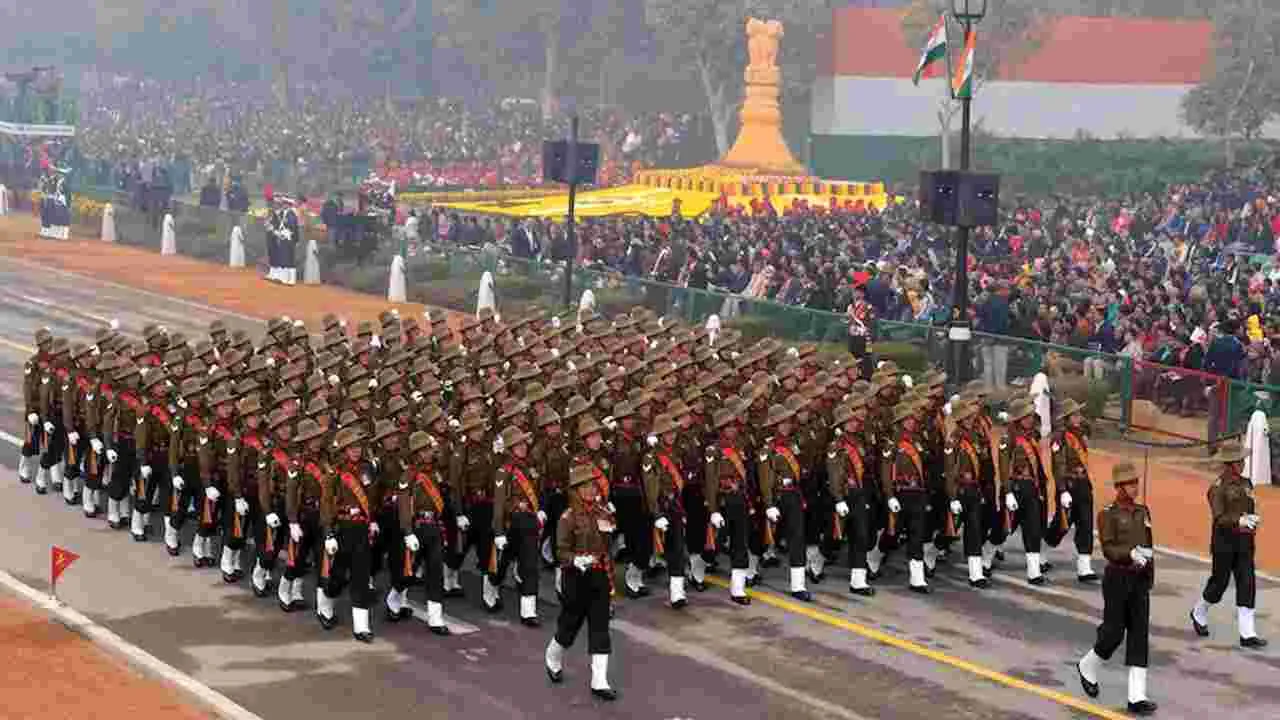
[[782, 477, 794, 488]]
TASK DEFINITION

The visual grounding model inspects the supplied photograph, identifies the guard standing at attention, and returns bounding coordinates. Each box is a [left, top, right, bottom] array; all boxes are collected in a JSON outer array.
[[1076, 462, 1157, 715], [1190, 441, 1267, 649]]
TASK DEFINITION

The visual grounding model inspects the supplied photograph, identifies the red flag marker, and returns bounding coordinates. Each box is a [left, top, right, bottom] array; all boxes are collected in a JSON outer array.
[[51, 546, 80, 599]]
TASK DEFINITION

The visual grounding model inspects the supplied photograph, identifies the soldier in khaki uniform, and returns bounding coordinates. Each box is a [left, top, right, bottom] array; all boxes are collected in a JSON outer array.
[[284, 416, 329, 613], [644, 412, 690, 608], [162, 378, 209, 556], [1046, 398, 1100, 582], [945, 401, 988, 589], [862, 373, 899, 578], [37, 338, 73, 496], [319, 426, 378, 642], [705, 398, 753, 605], [1002, 398, 1049, 585], [881, 400, 931, 593], [492, 425, 544, 626], [828, 400, 876, 596], [400, 431, 451, 635], [1190, 441, 1267, 649], [545, 464, 618, 702], [78, 350, 114, 518], [21, 328, 55, 488], [448, 409, 501, 611], [104, 362, 145, 531], [758, 403, 813, 602], [1076, 462, 1157, 715]]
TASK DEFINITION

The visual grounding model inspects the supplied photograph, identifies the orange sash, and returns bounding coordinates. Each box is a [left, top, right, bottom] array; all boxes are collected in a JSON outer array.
[[773, 442, 801, 478], [504, 464, 540, 516], [722, 447, 747, 485], [657, 453, 683, 494], [958, 436, 980, 482], [1014, 435, 1040, 478], [339, 470, 370, 518], [414, 470, 445, 516], [149, 404, 171, 425], [1064, 432, 1090, 477], [897, 438, 923, 478], [842, 440, 864, 487]]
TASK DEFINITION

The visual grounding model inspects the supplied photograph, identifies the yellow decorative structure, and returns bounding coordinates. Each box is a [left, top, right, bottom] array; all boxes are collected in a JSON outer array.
[[432, 16, 884, 219]]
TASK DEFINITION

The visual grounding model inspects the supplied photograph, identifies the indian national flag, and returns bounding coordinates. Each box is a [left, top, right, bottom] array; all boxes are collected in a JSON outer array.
[[952, 28, 976, 99], [912, 15, 948, 86]]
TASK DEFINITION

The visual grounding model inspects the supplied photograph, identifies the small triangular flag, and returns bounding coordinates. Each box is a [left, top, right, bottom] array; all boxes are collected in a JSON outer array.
[[51, 546, 80, 585]]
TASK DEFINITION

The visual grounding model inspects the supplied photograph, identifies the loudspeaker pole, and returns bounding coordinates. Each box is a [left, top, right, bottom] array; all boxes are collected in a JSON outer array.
[[948, 93, 973, 385], [562, 114, 580, 309]]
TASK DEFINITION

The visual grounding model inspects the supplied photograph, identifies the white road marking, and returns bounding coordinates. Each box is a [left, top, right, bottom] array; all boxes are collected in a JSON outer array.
[[0, 568, 264, 720], [404, 599, 480, 635]]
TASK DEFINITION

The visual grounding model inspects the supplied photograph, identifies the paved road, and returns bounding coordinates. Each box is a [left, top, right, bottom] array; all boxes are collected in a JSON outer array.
[[1, 256, 1278, 720]]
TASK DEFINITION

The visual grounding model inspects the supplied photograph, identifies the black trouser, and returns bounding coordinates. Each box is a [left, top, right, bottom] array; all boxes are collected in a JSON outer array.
[[21, 421, 44, 460], [929, 484, 955, 551], [223, 493, 257, 551], [722, 493, 751, 569], [163, 459, 199, 531], [449, 500, 495, 576], [1013, 478, 1045, 553], [1202, 528, 1257, 608], [495, 511, 541, 596], [39, 419, 65, 471], [803, 475, 831, 547], [881, 490, 928, 561], [541, 489, 567, 560], [983, 484, 1010, 547], [106, 438, 137, 502], [371, 504, 400, 582], [1094, 565, 1152, 667], [555, 567, 612, 655], [255, 497, 287, 572], [848, 335, 872, 378], [659, 509, 688, 577], [1046, 477, 1094, 555], [134, 455, 168, 514], [684, 486, 714, 561], [776, 490, 806, 568], [613, 486, 651, 569], [957, 485, 986, 557], [324, 520, 374, 609], [285, 506, 321, 581], [411, 522, 446, 602], [841, 487, 874, 570]]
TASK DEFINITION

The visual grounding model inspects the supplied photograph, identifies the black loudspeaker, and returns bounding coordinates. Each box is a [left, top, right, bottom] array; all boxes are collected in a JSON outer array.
[[918, 170, 959, 226], [958, 171, 1000, 227], [543, 140, 600, 185]]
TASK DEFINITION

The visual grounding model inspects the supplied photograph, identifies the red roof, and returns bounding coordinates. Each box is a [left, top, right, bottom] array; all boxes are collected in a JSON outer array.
[[822, 8, 1213, 85]]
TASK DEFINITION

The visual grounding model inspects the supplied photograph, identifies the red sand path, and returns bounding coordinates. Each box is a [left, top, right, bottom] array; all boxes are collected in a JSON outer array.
[[2, 214, 1277, 572]]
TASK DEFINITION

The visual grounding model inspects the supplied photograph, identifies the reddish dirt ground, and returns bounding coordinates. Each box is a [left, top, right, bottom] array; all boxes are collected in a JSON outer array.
[[1, 214, 1276, 572], [0, 591, 207, 720]]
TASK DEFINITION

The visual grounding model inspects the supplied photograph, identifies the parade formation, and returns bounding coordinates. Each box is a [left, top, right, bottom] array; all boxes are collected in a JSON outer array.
[[15, 302, 1268, 710]]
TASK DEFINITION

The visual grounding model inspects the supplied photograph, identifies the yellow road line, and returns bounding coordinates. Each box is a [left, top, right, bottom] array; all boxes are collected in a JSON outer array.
[[705, 576, 1129, 720], [0, 337, 34, 355]]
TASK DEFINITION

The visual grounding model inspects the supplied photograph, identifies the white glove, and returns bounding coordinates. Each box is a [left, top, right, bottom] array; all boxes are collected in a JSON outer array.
[[1248, 514, 1263, 528], [765, 507, 781, 523], [1129, 547, 1149, 568], [997, 411, 1010, 423], [369, 521, 380, 536], [654, 517, 670, 531], [325, 537, 339, 555], [235, 498, 249, 515], [1240, 514, 1258, 530], [887, 497, 902, 514], [328, 374, 341, 387], [172, 475, 184, 491], [606, 502, 616, 514], [1137, 546, 1154, 560], [494, 535, 508, 551], [289, 522, 303, 542], [27, 413, 39, 426], [710, 512, 725, 529], [67, 432, 80, 446], [950, 499, 963, 515], [370, 335, 382, 349], [573, 554, 595, 572], [1005, 493, 1018, 513], [266, 513, 281, 528], [835, 501, 850, 517], [537, 510, 547, 525], [646, 434, 658, 448], [43, 421, 54, 434], [205, 486, 221, 502], [405, 534, 420, 552], [456, 515, 471, 531], [1060, 491, 1073, 509], [106, 449, 119, 463], [90, 438, 104, 454], [140, 465, 153, 479]]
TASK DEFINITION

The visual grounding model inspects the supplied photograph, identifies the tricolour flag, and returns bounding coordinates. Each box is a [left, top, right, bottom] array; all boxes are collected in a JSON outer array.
[[912, 15, 949, 86], [953, 28, 976, 99]]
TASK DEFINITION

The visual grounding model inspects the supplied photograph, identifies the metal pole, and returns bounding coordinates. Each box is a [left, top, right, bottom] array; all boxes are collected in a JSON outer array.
[[562, 115, 579, 309], [948, 32, 974, 386]]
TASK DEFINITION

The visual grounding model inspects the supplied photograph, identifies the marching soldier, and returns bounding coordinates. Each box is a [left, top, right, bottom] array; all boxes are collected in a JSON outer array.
[[1002, 398, 1049, 585], [21, 329, 54, 489], [1047, 398, 1099, 583], [863, 373, 899, 579], [610, 401, 652, 598], [533, 407, 571, 572], [881, 400, 931, 594], [493, 425, 545, 626], [284, 417, 328, 613], [1076, 462, 1157, 715], [401, 430, 451, 635], [195, 387, 238, 569], [104, 361, 145, 531], [370, 419, 408, 609], [945, 401, 989, 589], [828, 400, 876, 596], [644, 412, 690, 608], [1190, 441, 1267, 648], [250, 410, 293, 598], [162, 378, 209, 556], [448, 409, 501, 611], [758, 403, 813, 602], [38, 338, 73, 496], [134, 368, 177, 542], [705, 398, 753, 605], [545, 464, 618, 701], [59, 343, 95, 507], [320, 426, 378, 642], [79, 350, 114, 518]]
